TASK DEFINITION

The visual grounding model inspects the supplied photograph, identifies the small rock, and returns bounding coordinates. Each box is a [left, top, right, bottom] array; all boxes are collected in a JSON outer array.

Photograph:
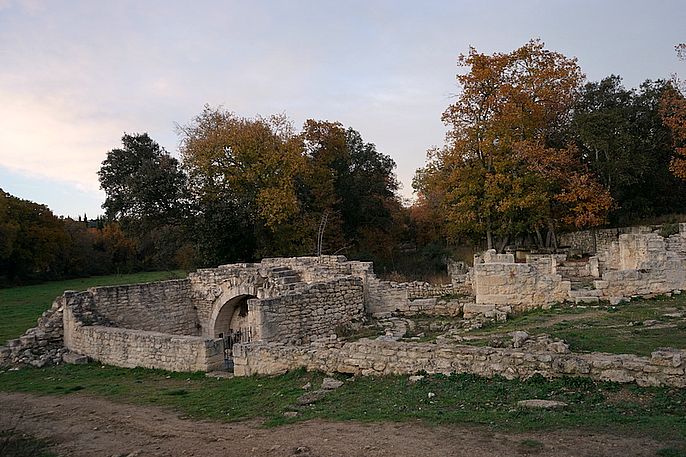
[[546, 341, 570, 354], [517, 399, 567, 409], [321, 377, 344, 390], [663, 312, 684, 318], [643, 319, 659, 327], [427, 392, 436, 398], [301, 382, 311, 390], [408, 375, 425, 383], [283, 411, 298, 418], [510, 331, 529, 348], [296, 390, 327, 405]]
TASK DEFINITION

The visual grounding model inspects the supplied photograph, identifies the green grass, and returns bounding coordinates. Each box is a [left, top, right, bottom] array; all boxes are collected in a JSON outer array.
[[1, 364, 685, 441], [0, 431, 57, 457], [467, 296, 686, 356], [0, 271, 186, 345], [657, 448, 686, 457]]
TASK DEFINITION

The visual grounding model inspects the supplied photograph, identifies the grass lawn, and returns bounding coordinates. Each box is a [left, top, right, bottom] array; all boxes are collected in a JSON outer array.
[[467, 295, 686, 356], [0, 364, 685, 441], [0, 271, 186, 345]]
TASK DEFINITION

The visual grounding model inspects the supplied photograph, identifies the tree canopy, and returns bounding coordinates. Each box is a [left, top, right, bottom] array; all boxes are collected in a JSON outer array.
[[415, 39, 611, 250]]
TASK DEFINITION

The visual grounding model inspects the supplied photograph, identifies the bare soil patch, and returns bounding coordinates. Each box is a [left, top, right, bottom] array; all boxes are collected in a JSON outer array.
[[1, 392, 682, 457]]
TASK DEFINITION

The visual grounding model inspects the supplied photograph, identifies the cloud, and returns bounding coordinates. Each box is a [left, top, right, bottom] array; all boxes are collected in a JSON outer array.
[[0, 88, 125, 192]]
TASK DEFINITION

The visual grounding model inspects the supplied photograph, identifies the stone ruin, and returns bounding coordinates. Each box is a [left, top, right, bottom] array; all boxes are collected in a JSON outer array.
[[2, 224, 686, 388]]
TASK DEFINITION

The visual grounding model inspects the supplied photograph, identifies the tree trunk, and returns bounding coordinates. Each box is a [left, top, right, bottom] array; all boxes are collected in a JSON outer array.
[[486, 228, 493, 251], [534, 227, 545, 250], [548, 222, 558, 252], [496, 235, 509, 254]]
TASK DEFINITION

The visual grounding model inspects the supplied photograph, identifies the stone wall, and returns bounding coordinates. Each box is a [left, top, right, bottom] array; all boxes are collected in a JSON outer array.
[[233, 339, 686, 388], [473, 250, 570, 311], [596, 230, 686, 299], [188, 263, 295, 336], [64, 307, 223, 372], [559, 226, 653, 255], [83, 279, 198, 335], [255, 277, 365, 345], [363, 278, 472, 317], [262, 255, 474, 318], [0, 295, 67, 368]]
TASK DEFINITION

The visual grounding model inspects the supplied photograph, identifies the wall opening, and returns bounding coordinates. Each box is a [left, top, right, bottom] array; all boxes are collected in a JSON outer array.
[[212, 294, 257, 342]]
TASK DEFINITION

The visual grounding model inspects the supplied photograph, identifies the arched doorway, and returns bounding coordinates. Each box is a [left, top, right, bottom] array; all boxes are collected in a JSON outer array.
[[212, 294, 257, 370], [213, 294, 257, 339]]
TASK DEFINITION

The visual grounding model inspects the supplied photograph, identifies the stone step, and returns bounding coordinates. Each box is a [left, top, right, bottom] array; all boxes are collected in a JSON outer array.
[[573, 296, 600, 304], [270, 269, 297, 278], [569, 288, 601, 298], [277, 275, 300, 284]]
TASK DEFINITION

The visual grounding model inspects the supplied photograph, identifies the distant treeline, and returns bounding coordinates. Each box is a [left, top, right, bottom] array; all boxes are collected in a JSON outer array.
[[0, 190, 138, 285], [2, 41, 686, 285]]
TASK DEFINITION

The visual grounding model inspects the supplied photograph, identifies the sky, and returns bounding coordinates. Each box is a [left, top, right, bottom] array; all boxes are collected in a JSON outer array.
[[1, 0, 685, 218]]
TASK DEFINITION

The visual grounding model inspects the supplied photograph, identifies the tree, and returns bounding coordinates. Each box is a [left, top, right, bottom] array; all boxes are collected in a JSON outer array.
[[178, 106, 308, 262], [300, 120, 403, 260], [575, 77, 686, 223], [0, 189, 68, 282], [416, 39, 610, 250], [661, 44, 686, 180], [98, 133, 190, 269], [99, 133, 187, 225]]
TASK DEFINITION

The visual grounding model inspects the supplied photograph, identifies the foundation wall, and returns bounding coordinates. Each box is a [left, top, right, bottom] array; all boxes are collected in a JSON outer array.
[[234, 340, 686, 388]]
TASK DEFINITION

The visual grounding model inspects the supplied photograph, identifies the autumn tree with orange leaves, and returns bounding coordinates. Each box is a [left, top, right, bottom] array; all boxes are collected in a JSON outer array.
[[660, 44, 686, 180], [414, 39, 612, 250]]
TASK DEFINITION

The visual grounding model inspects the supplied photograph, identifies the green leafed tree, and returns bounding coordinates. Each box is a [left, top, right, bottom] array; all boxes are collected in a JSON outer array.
[[300, 120, 403, 261], [574, 77, 686, 223], [178, 106, 308, 263], [98, 133, 187, 225], [98, 133, 190, 269], [0, 189, 68, 282]]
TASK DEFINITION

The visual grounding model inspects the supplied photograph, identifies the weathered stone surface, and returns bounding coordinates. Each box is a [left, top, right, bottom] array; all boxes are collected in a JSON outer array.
[[234, 340, 686, 388], [62, 352, 89, 365], [296, 390, 327, 405], [517, 399, 568, 409], [510, 331, 529, 348], [321, 377, 344, 390]]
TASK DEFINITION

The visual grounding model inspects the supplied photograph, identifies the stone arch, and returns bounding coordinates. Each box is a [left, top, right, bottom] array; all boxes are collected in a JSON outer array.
[[206, 281, 266, 338], [211, 294, 258, 338]]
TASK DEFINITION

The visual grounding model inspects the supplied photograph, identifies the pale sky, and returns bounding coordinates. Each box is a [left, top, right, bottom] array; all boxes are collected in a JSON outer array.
[[1, 0, 685, 218]]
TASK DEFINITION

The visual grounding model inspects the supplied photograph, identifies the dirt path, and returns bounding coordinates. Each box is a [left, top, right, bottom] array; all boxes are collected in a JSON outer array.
[[0, 392, 680, 457]]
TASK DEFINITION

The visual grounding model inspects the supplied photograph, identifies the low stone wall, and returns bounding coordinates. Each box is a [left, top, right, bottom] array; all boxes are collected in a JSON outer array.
[[402, 297, 466, 317], [473, 250, 570, 311], [365, 278, 473, 317], [262, 255, 475, 318], [65, 315, 223, 372], [233, 340, 686, 388], [0, 295, 67, 368]]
